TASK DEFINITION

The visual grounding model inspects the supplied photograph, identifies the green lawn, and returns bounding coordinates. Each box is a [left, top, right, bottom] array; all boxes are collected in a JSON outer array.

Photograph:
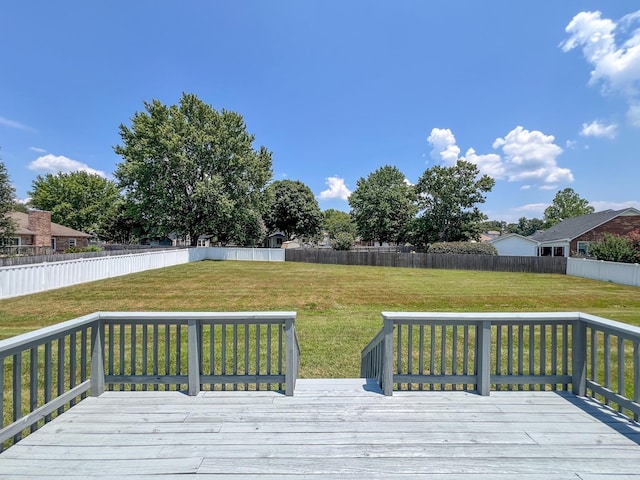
[[1, 260, 640, 377]]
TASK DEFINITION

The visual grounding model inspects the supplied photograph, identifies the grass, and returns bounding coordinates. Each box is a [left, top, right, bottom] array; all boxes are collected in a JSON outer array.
[[1, 260, 640, 378]]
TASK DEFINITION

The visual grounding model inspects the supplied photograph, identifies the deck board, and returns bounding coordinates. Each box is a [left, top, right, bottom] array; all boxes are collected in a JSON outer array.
[[2, 378, 640, 478]]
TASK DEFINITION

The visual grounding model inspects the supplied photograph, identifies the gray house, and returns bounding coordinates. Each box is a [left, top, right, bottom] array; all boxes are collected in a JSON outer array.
[[530, 208, 640, 257]]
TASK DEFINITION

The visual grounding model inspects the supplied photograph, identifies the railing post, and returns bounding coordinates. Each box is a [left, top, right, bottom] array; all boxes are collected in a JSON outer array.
[[188, 319, 201, 396], [90, 319, 105, 397], [382, 316, 394, 396], [572, 319, 587, 396], [284, 317, 297, 396], [476, 320, 491, 396]]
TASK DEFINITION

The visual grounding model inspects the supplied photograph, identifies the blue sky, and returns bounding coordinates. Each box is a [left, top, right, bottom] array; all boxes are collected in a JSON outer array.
[[2, 1, 639, 223]]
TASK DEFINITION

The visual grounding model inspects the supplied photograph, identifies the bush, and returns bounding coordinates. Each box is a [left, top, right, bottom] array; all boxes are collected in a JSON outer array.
[[428, 242, 497, 255], [66, 245, 103, 254], [331, 232, 355, 251], [588, 233, 639, 263]]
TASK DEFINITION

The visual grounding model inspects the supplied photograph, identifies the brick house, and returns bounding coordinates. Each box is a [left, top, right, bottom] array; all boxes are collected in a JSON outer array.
[[530, 208, 640, 257], [6, 211, 90, 253]]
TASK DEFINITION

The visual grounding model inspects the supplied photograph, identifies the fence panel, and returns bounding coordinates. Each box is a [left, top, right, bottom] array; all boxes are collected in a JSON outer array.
[[0, 248, 284, 299], [287, 250, 566, 274], [568, 257, 640, 287]]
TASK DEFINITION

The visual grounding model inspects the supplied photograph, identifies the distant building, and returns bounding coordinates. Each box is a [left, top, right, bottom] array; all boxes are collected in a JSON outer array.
[[5, 211, 90, 253]]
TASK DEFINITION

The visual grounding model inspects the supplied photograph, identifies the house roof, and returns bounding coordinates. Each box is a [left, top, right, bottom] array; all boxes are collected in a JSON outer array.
[[529, 208, 640, 244], [489, 233, 539, 245], [8, 211, 91, 238]]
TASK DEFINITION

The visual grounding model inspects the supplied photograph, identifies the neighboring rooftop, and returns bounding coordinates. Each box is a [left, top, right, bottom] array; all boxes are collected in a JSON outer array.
[[530, 208, 640, 243], [7, 211, 90, 238]]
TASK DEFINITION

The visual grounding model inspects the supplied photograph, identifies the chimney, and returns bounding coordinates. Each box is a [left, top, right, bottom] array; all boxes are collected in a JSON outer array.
[[28, 210, 52, 247]]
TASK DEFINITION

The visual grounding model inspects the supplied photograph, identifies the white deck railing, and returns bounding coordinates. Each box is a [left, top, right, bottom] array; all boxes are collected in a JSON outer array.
[[0, 311, 299, 450], [362, 312, 640, 423], [0, 247, 284, 300]]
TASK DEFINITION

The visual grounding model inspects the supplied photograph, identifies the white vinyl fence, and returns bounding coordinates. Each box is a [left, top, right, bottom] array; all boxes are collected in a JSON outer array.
[[567, 257, 640, 287], [0, 247, 284, 300]]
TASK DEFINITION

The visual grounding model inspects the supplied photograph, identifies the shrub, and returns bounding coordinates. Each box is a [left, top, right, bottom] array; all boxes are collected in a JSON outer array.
[[66, 245, 103, 254], [588, 233, 639, 263], [428, 241, 497, 255], [331, 232, 355, 251]]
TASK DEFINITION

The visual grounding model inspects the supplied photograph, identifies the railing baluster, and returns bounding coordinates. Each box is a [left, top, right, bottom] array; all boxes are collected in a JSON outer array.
[[12, 353, 22, 442], [452, 325, 458, 390], [617, 336, 624, 413], [119, 323, 125, 391], [267, 324, 272, 391], [278, 322, 284, 391], [551, 324, 557, 391], [463, 325, 469, 391], [164, 324, 170, 391], [419, 325, 424, 391], [396, 323, 403, 390], [153, 323, 159, 391], [142, 324, 148, 391], [210, 323, 215, 390], [590, 327, 597, 396], [604, 332, 611, 405], [496, 325, 502, 390], [634, 341, 640, 422], [130, 324, 136, 391], [407, 324, 413, 390], [221, 323, 227, 391], [507, 324, 513, 391], [429, 324, 435, 391], [255, 324, 261, 391], [80, 328, 88, 399], [528, 323, 534, 391], [57, 338, 65, 414], [233, 324, 238, 391], [517, 324, 524, 391], [562, 324, 569, 390], [108, 322, 114, 391], [440, 325, 446, 390], [176, 324, 182, 391], [44, 342, 52, 420], [244, 324, 249, 390], [540, 323, 546, 382], [29, 347, 38, 432]]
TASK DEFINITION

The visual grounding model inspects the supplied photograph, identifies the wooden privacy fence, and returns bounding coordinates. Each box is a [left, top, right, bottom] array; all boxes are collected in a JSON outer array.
[[287, 250, 567, 274], [361, 312, 640, 423], [0, 311, 299, 450]]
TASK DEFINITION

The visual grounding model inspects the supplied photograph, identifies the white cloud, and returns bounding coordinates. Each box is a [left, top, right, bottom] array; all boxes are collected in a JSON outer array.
[[29, 146, 47, 153], [492, 126, 572, 184], [565, 140, 577, 149], [580, 120, 617, 138], [562, 10, 640, 125], [28, 154, 106, 177], [426, 126, 572, 189], [319, 176, 351, 200], [426, 128, 460, 165], [0, 116, 34, 131]]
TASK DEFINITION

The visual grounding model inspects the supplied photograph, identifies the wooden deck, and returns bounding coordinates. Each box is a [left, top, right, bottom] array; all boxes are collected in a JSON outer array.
[[2, 379, 640, 479]]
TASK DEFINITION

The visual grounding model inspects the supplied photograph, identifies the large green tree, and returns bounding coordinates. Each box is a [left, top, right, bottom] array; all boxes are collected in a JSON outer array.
[[323, 209, 356, 239], [0, 156, 17, 242], [543, 188, 594, 227], [348, 165, 416, 245], [29, 171, 120, 238], [264, 180, 322, 241], [506, 217, 545, 237], [114, 93, 272, 246], [413, 160, 495, 244]]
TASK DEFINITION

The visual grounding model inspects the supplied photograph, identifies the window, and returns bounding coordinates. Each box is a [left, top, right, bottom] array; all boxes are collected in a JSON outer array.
[[51, 238, 57, 251], [554, 247, 565, 257], [0, 237, 20, 246], [68, 238, 77, 248], [577, 241, 590, 255]]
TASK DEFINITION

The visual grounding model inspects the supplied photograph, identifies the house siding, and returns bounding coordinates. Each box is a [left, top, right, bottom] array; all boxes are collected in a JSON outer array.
[[571, 215, 640, 254]]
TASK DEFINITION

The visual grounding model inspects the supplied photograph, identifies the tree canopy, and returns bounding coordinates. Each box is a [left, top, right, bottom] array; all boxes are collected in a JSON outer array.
[[114, 93, 272, 246], [323, 209, 356, 239], [348, 165, 416, 245], [29, 171, 120, 238], [506, 217, 545, 237], [0, 156, 16, 242], [544, 188, 594, 227], [413, 160, 495, 245], [264, 179, 322, 241]]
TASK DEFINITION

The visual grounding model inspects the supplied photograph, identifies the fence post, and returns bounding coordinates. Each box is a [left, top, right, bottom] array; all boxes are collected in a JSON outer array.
[[188, 319, 201, 396], [382, 316, 394, 396], [90, 318, 105, 397], [284, 317, 297, 396], [476, 320, 491, 396], [572, 319, 587, 396]]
